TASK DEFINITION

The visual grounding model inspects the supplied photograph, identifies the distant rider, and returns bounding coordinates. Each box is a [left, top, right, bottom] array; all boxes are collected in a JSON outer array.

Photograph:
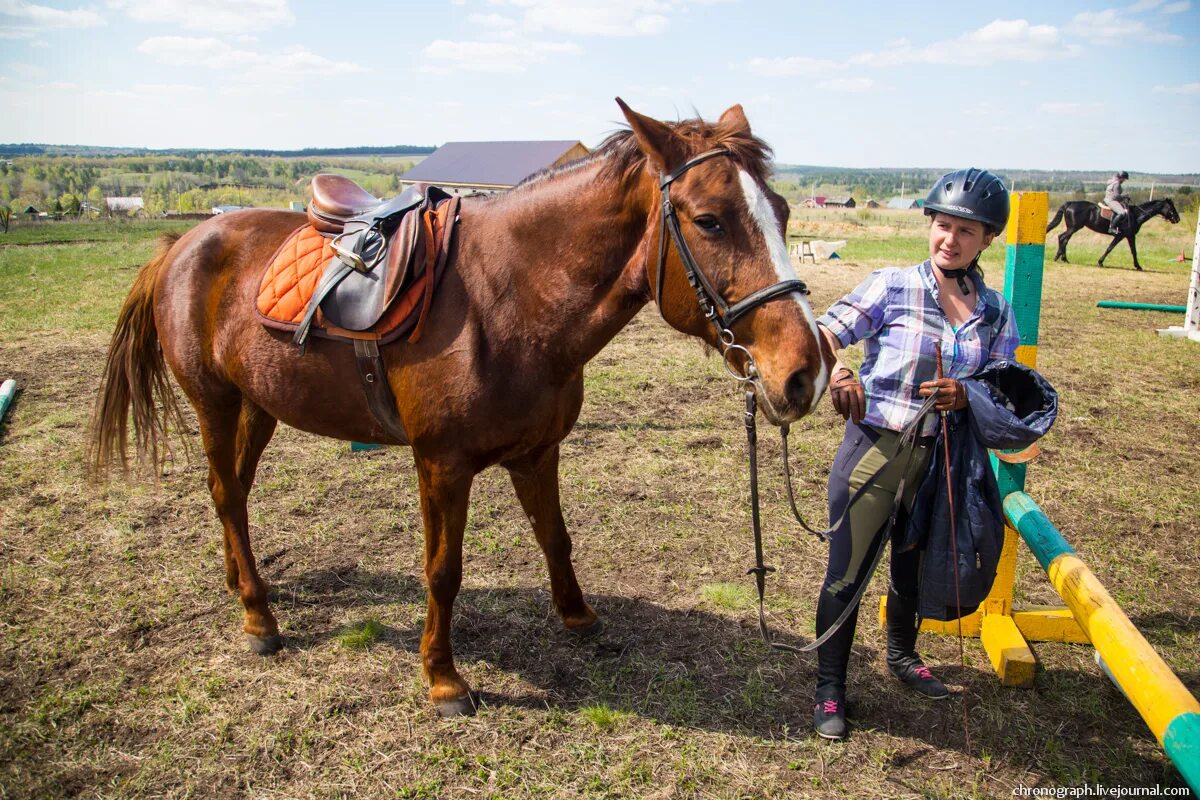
[[1104, 171, 1130, 234]]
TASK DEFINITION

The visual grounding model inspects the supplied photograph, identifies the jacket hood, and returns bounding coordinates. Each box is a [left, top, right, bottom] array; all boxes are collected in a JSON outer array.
[[962, 360, 1058, 450]]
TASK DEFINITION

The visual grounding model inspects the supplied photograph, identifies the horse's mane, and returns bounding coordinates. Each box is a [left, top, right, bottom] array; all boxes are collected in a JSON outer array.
[[594, 117, 775, 186], [512, 115, 774, 192]]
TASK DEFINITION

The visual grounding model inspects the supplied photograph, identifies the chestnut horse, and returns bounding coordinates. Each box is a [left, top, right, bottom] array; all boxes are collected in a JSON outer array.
[[90, 99, 829, 716]]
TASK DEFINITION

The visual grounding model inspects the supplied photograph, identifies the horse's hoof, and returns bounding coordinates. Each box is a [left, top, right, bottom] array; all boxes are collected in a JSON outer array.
[[246, 633, 283, 655], [434, 694, 477, 718], [568, 618, 604, 638]]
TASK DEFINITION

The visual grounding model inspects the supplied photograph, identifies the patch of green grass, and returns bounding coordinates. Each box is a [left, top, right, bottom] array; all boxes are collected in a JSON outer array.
[[577, 702, 629, 729], [336, 617, 385, 649], [701, 581, 753, 611]]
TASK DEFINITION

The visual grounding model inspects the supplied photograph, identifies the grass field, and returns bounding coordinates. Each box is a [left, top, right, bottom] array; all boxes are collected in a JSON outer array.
[[1, 209, 1197, 799]]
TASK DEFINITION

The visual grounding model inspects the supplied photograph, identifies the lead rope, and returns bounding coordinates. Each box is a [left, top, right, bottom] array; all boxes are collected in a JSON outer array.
[[745, 386, 936, 654], [935, 348, 971, 753]]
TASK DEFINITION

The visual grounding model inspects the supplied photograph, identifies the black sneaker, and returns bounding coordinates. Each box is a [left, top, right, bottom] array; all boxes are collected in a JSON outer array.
[[890, 663, 950, 700], [813, 696, 848, 739]]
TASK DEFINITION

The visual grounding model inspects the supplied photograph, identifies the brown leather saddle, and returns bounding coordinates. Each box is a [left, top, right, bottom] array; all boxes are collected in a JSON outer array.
[[257, 174, 461, 444]]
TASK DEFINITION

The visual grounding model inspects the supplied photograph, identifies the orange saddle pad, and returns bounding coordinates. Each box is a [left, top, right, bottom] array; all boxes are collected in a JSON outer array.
[[256, 211, 445, 345]]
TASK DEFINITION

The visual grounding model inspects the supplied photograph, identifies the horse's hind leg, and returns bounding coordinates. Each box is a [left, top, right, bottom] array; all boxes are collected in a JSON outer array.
[[197, 394, 281, 655], [222, 399, 278, 593], [1056, 230, 1072, 262], [415, 457, 476, 716], [506, 446, 599, 634], [1099, 234, 1124, 268]]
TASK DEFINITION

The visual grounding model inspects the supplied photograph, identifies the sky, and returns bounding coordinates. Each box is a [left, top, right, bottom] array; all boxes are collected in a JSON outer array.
[[1, 0, 1198, 172]]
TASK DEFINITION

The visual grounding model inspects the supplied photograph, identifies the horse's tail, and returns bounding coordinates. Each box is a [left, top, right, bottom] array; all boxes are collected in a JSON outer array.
[[1046, 205, 1066, 232], [88, 233, 189, 478]]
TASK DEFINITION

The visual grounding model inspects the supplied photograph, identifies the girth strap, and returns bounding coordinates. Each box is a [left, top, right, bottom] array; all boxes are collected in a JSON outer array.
[[352, 338, 409, 445]]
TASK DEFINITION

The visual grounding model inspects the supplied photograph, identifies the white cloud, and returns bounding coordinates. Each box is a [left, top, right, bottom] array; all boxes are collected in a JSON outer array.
[[818, 77, 874, 92], [1126, 0, 1162, 10], [42, 80, 77, 90], [744, 55, 839, 77], [1160, 0, 1190, 12], [850, 19, 1080, 67], [1067, 9, 1181, 42], [468, 12, 517, 28], [1039, 101, 1104, 113], [0, 0, 104, 28], [137, 36, 363, 77], [1153, 82, 1200, 93], [421, 38, 580, 73], [489, 0, 690, 37], [108, 0, 293, 34]]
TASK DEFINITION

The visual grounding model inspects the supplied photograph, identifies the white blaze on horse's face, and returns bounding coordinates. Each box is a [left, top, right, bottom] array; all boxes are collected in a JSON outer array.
[[736, 169, 829, 417]]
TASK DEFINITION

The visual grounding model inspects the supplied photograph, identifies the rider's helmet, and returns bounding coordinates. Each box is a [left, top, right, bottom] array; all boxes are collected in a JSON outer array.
[[922, 168, 1010, 236], [1117, 170, 1129, 180]]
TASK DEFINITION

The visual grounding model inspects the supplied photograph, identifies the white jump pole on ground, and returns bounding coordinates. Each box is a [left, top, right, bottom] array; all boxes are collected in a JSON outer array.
[[1158, 211, 1200, 343]]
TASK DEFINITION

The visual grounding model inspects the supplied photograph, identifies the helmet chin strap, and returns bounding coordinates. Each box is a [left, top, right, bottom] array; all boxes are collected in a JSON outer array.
[[935, 257, 978, 296]]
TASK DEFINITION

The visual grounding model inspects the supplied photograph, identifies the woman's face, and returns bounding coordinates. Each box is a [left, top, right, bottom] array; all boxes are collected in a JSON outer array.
[[929, 213, 995, 272]]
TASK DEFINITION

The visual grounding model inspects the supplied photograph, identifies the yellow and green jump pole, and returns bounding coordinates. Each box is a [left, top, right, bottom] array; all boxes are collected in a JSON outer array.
[[1005, 491, 1200, 789], [880, 191, 1199, 788]]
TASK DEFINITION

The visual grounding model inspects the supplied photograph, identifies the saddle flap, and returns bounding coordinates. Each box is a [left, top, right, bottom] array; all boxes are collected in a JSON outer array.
[[317, 187, 452, 333]]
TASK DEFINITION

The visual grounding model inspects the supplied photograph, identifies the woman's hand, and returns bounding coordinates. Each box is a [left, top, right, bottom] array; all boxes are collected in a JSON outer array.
[[918, 377, 967, 412], [830, 366, 865, 422]]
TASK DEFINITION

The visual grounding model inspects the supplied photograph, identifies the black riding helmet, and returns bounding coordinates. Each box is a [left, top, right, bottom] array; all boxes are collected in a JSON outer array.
[[1117, 170, 1129, 179], [922, 167, 1010, 236], [923, 168, 1009, 295]]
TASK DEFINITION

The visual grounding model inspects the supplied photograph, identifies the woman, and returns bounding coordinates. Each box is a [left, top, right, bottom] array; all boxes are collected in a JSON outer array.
[[811, 168, 1019, 740]]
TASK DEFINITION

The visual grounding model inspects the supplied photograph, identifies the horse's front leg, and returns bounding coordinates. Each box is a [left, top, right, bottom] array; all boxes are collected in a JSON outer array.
[[1098, 233, 1124, 267], [415, 457, 476, 717], [506, 445, 599, 635], [1126, 233, 1142, 270]]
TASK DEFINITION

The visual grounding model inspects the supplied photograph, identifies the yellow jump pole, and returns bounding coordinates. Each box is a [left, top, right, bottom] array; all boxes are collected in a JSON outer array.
[[1005, 491, 1200, 791]]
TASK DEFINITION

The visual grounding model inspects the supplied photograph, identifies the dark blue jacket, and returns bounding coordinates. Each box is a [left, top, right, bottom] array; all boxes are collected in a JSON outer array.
[[898, 361, 1058, 621]]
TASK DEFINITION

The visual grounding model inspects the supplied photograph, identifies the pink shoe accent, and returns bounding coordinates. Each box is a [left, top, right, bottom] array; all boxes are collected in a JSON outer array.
[[913, 666, 934, 680], [820, 699, 840, 714]]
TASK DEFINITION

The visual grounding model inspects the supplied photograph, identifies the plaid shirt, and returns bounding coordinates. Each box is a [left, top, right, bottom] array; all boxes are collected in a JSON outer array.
[[818, 260, 1020, 434]]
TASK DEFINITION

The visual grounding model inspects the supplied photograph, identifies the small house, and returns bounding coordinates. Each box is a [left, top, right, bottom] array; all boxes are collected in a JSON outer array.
[[886, 197, 919, 210], [106, 196, 145, 215], [825, 195, 856, 208]]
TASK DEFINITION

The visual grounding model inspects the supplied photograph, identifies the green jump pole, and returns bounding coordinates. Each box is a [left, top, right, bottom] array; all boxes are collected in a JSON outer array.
[[1097, 301, 1187, 313], [0, 379, 16, 424], [1004, 491, 1200, 791]]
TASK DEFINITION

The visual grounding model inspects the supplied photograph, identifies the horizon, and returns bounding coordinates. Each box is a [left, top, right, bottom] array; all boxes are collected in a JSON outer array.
[[1, 1, 1198, 172]]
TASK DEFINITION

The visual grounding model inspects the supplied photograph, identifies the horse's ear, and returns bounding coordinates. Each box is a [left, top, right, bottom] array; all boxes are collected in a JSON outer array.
[[615, 97, 684, 174], [717, 104, 751, 138]]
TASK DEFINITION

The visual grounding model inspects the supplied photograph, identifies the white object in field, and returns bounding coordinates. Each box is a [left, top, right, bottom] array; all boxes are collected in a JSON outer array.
[[1157, 211, 1200, 343]]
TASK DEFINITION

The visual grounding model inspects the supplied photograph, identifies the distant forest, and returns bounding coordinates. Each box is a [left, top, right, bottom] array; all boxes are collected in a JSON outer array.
[[1, 144, 1195, 219], [772, 165, 1199, 208], [0, 144, 436, 158]]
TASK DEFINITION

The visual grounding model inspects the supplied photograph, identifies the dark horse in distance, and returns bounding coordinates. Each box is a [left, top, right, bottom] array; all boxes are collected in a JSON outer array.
[[1046, 197, 1180, 270], [89, 99, 830, 717]]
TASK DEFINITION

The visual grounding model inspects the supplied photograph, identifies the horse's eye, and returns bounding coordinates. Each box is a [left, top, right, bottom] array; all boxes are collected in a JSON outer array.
[[693, 215, 724, 235]]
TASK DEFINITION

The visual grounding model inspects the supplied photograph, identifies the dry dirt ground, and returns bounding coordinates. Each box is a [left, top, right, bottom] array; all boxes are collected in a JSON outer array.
[[1, 228, 1197, 798]]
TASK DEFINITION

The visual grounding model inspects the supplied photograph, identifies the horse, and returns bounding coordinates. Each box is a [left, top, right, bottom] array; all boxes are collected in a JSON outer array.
[[89, 99, 830, 717], [1046, 197, 1180, 271]]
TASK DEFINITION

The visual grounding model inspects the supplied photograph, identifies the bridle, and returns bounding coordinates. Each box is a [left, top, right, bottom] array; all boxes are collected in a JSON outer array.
[[655, 148, 810, 424], [655, 148, 828, 651]]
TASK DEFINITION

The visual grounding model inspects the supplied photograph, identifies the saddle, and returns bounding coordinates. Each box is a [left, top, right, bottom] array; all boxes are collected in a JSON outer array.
[[256, 174, 462, 444]]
